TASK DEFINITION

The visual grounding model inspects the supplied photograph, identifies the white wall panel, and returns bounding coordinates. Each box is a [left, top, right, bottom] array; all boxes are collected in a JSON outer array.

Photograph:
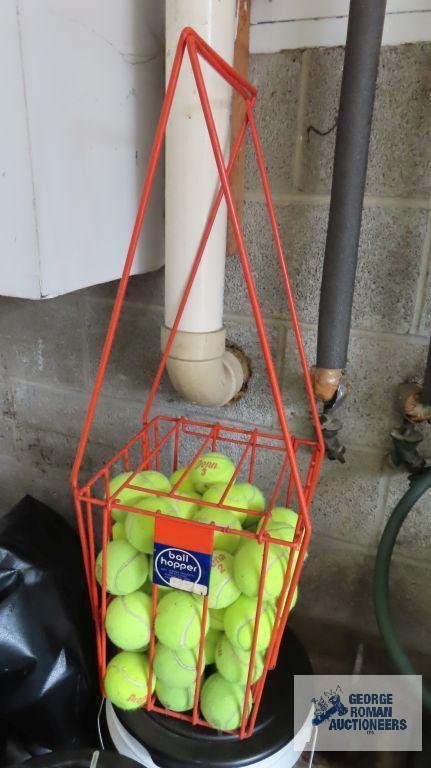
[[1, 0, 164, 298], [0, 1, 40, 298]]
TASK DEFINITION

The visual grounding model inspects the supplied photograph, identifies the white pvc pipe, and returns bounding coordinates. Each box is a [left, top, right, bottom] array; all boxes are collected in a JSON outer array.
[[165, 0, 236, 333], [162, 0, 246, 407]]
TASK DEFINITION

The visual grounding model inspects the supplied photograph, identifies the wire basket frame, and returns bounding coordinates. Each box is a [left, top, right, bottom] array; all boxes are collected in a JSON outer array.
[[71, 27, 324, 740]]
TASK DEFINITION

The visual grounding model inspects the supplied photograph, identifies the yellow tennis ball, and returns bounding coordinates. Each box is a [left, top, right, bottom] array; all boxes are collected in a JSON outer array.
[[175, 489, 202, 520], [142, 577, 168, 602], [96, 540, 148, 595], [233, 540, 287, 601], [132, 470, 172, 495], [215, 634, 264, 685], [153, 643, 205, 687], [201, 484, 248, 524], [237, 483, 266, 512], [271, 506, 298, 525], [105, 590, 153, 651], [170, 468, 196, 493], [257, 508, 307, 566], [108, 471, 171, 522], [107, 472, 141, 522], [224, 596, 274, 653], [209, 606, 228, 632], [237, 483, 266, 530], [156, 678, 195, 712], [200, 673, 251, 730], [257, 507, 298, 541], [193, 507, 242, 554], [112, 521, 126, 540], [205, 628, 222, 665], [190, 453, 235, 494], [125, 496, 179, 554], [155, 592, 208, 649], [209, 551, 241, 610], [258, 588, 298, 630], [104, 651, 155, 710]]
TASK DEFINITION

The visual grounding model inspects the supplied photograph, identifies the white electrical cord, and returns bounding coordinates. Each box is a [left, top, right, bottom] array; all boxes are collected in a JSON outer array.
[[307, 726, 318, 767], [97, 698, 106, 751]]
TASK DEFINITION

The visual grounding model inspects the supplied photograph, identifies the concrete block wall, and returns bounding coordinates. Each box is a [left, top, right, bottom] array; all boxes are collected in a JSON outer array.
[[1, 43, 430, 658]]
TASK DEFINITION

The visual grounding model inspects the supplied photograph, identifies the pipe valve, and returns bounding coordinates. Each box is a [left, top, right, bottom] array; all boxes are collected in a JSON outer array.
[[311, 367, 351, 462]]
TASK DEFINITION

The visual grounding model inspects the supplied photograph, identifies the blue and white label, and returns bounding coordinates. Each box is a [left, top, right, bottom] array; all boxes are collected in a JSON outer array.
[[153, 544, 211, 595]]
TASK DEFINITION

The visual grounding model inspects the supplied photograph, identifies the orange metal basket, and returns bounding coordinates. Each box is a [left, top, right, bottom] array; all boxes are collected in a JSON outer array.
[[71, 27, 324, 740]]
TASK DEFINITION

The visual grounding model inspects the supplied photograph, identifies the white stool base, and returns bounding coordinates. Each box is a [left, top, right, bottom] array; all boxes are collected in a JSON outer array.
[[105, 701, 315, 768]]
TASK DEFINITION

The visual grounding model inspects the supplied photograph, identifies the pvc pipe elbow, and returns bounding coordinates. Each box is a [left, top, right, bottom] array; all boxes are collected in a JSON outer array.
[[161, 326, 247, 407]]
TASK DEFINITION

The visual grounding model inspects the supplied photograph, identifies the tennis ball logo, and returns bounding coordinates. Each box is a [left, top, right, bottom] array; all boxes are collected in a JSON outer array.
[[128, 693, 146, 706], [209, 551, 240, 609], [191, 453, 235, 493], [198, 459, 218, 477], [213, 551, 228, 575]]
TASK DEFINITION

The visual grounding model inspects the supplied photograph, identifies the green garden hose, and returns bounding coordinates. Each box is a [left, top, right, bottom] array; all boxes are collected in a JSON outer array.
[[373, 468, 431, 714]]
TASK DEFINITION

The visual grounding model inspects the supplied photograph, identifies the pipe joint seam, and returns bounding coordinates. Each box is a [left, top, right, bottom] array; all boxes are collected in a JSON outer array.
[[161, 326, 247, 407]]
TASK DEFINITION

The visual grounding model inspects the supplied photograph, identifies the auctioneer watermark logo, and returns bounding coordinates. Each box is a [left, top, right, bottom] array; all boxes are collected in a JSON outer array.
[[294, 675, 422, 752], [312, 685, 348, 726]]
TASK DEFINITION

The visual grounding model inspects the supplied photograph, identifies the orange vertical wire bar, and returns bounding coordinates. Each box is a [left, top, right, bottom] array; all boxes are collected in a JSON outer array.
[[248, 544, 297, 734], [248, 432, 257, 483], [267, 493, 309, 672], [239, 540, 269, 738], [85, 493, 99, 613], [270, 537, 308, 669], [285, 438, 298, 507], [219, 431, 255, 503], [147, 583, 158, 709], [257, 454, 290, 539], [192, 596, 209, 723], [100, 501, 110, 677], [154, 421, 160, 471], [172, 421, 180, 474], [123, 447, 130, 472], [303, 446, 320, 505], [74, 492, 91, 595]]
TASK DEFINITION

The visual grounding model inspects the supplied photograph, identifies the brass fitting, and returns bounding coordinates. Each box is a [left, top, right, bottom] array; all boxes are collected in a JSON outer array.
[[399, 382, 431, 424], [310, 366, 346, 403]]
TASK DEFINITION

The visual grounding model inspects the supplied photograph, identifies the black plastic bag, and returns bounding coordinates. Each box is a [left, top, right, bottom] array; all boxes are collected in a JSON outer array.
[[0, 496, 98, 755]]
